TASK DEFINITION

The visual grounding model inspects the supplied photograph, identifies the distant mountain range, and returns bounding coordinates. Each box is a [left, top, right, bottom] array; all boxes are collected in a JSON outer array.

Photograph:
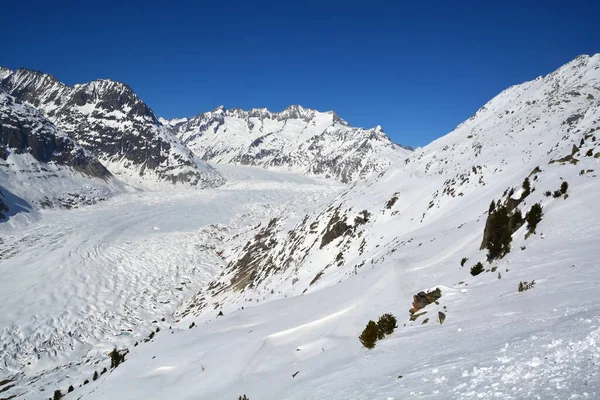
[[161, 105, 412, 183], [0, 66, 408, 189]]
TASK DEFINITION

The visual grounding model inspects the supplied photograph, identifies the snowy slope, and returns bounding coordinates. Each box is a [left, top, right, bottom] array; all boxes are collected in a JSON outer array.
[[164, 105, 411, 183], [0, 69, 224, 189], [0, 89, 123, 224], [75, 54, 600, 399], [1, 54, 599, 400], [0, 165, 342, 399]]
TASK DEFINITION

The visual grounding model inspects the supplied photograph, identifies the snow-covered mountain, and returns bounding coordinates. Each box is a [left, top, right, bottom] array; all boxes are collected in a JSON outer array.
[[0, 89, 123, 222], [0, 68, 224, 189], [186, 54, 600, 314], [1, 54, 599, 400], [163, 105, 412, 183]]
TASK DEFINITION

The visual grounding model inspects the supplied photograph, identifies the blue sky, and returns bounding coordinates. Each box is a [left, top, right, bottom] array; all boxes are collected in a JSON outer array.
[[1, 0, 598, 147]]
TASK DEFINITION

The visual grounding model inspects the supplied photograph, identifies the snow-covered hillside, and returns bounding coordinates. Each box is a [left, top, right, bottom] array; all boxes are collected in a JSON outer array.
[[163, 105, 411, 183], [0, 89, 122, 223], [1, 54, 599, 400], [0, 68, 224, 189], [86, 54, 599, 399]]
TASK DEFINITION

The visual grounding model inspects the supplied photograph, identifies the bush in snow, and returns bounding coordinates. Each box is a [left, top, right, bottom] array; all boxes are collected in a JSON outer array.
[[525, 203, 543, 233], [68, 385, 74, 393], [93, 371, 98, 381], [53, 389, 63, 400], [377, 313, 397, 337], [460, 257, 468, 267], [518, 280, 536, 292], [560, 181, 569, 194], [470, 262, 484, 276], [238, 395, 250, 400], [552, 190, 562, 198], [359, 320, 379, 349]]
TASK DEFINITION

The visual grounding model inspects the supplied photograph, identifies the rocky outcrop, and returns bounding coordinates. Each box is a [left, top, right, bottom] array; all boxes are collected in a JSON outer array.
[[409, 288, 442, 315], [0, 89, 109, 178]]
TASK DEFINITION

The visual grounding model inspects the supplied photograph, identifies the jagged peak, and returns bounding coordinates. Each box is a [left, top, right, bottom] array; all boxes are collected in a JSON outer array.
[[4, 67, 67, 90], [74, 78, 136, 96], [179, 104, 349, 126], [0, 66, 13, 81]]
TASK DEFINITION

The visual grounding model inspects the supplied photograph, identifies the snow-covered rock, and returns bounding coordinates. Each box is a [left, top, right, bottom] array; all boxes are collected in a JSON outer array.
[[0, 69, 224, 189], [164, 104, 412, 183], [0, 89, 122, 222]]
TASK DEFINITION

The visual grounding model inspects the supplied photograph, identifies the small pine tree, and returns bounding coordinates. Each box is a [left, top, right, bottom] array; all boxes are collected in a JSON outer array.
[[521, 177, 531, 199], [518, 280, 536, 292], [560, 181, 569, 194], [470, 262, 484, 276], [376, 313, 397, 336], [486, 206, 512, 260], [68, 385, 74, 393], [525, 203, 543, 233], [93, 371, 99, 381], [0, 194, 8, 220], [101, 367, 107, 375], [110, 348, 122, 369], [53, 390, 63, 400], [83, 379, 89, 385], [488, 200, 496, 214], [460, 257, 468, 267], [507, 209, 524, 233], [238, 396, 250, 400], [359, 320, 379, 349]]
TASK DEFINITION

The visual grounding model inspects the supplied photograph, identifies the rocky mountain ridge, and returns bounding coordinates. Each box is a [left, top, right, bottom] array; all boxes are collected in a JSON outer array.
[[0, 68, 224, 188], [163, 104, 412, 183]]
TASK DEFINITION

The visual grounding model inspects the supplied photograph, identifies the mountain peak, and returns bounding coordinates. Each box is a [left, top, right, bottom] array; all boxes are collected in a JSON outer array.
[[0, 66, 12, 81]]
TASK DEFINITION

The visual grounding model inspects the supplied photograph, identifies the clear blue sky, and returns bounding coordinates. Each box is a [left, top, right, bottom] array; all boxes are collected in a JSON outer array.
[[1, 0, 598, 147]]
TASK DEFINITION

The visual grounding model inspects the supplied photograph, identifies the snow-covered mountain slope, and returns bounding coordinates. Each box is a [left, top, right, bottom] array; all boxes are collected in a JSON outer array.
[[0, 68, 224, 189], [0, 165, 341, 399], [1, 54, 599, 400], [0, 89, 123, 224], [182, 54, 600, 310], [72, 54, 599, 399], [163, 105, 412, 183]]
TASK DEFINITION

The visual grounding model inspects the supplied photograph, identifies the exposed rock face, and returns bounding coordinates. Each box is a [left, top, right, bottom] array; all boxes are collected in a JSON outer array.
[[0, 89, 109, 177], [409, 288, 442, 315], [163, 105, 412, 183], [0, 68, 223, 188], [0, 89, 123, 216]]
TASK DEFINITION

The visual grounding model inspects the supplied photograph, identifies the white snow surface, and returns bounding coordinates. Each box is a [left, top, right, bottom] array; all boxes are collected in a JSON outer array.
[[1, 54, 600, 400]]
